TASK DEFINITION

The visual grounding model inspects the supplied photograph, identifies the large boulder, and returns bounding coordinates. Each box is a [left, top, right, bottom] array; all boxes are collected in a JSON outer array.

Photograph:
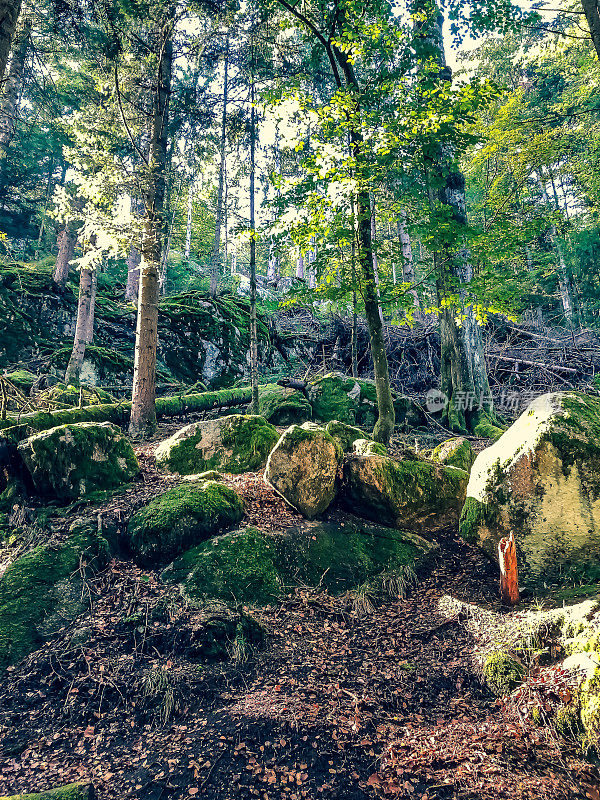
[[459, 392, 600, 582], [265, 423, 342, 518], [307, 373, 424, 428], [342, 453, 468, 533], [126, 479, 243, 567], [258, 383, 312, 425], [0, 522, 110, 670], [17, 421, 138, 500], [325, 420, 370, 452], [155, 414, 279, 475], [163, 520, 434, 604]]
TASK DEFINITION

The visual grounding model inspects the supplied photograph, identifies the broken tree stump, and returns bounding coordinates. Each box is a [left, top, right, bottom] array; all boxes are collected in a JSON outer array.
[[498, 532, 519, 606]]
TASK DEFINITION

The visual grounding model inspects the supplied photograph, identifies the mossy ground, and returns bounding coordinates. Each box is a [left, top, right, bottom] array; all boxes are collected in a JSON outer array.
[[127, 480, 243, 567], [482, 650, 525, 695], [0, 782, 92, 800]]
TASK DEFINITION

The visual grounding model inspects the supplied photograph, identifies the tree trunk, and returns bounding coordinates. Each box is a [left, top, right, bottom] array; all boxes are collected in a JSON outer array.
[[296, 249, 305, 279], [65, 265, 96, 386], [210, 38, 229, 298], [125, 245, 141, 302], [582, 0, 600, 60], [184, 181, 193, 260], [0, 0, 22, 87], [84, 265, 97, 343], [369, 192, 384, 324], [0, 14, 28, 166], [249, 71, 259, 414], [53, 223, 76, 286], [397, 211, 421, 319], [537, 176, 574, 324], [129, 13, 173, 436], [498, 532, 519, 606]]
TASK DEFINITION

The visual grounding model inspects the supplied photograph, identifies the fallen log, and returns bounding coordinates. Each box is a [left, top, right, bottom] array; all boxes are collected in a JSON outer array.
[[0, 386, 255, 442], [488, 354, 578, 374], [0, 782, 94, 800]]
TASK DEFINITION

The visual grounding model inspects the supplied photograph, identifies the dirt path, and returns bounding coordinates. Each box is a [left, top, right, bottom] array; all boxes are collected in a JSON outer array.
[[0, 511, 597, 800]]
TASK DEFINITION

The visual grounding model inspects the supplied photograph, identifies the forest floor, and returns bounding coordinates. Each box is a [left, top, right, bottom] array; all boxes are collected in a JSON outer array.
[[0, 429, 599, 800]]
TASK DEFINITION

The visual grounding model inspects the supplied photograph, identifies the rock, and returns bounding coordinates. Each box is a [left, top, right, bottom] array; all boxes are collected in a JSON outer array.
[[459, 392, 600, 582], [155, 414, 279, 476], [562, 652, 599, 680], [482, 650, 525, 696], [264, 423, 342, 518], [325, 420, 370, 452], [258, 383, 312, 425], [2, 369, 37, 392], [431, 437, 475, 472], [0, 523, 110, 670], [308, 373, 425, 428], [126, 480, 243, 567], [17, 421, 138, 501], [0, 783, 94, 800], [342, 453, 468, 532], [352, 438, 387, 457], [183, 604, 264, 661], [163, 519, 434, 604]]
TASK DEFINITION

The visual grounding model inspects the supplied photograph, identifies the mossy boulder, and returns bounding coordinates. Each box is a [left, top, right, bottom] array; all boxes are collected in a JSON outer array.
[[353, 438, 387, 457], [39, 383, 114, 409], [0, 523, 110, 670], [155, 414, 279, 476], [126, 480, 243, 567], [184, 605, 264, 661], [459, 392, 600, 583], [163, 519, 434, 604], [482, 650, 525, 696], [307, 373, 425, 429], [0, 784, 94, 800], [17, 421, 138, 501], [2, 370, 37, 392], [342, 453, 468, 533], [325, 420, 370, 452], [264, 423, 342, 518], [258, 383, 312, 425], [581, 665, 600, 748], [431, 437, 475, 472]]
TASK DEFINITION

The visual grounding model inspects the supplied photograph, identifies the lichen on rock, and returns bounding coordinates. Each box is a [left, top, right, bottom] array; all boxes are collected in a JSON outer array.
[[155, 414, 279, 476], [126, 479, 243, 567], [17, 421, 139, 501]]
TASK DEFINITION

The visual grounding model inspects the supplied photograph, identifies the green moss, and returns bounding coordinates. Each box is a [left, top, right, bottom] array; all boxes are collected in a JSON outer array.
[[258, 384, 312, 425], [325, 420, 370, 452], [353, 439, 387, 456], [17, 422, 139, 501], [309, 374, 361, 424], [431, 437, 475, 472], [581, 665, 600, 748], [40, 383, 115, 408], [473, 419, 505, 440], [0, 524, 110, 670], [553, 705, 581, 738], [165, 520, 431, 604], [0, 782, 92, 800], [483, 651, 525, 696], [2, 370, 37, 391], [127, 480, 243, 567], [459, 496, 486, 544], [156, 415, 279, 476]]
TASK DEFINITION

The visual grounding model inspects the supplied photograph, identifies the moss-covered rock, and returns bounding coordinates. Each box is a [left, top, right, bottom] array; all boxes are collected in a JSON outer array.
[[38, 383, 115, 409], [265, 423, 342, 518], [325, 420, 370, 452], [2, 370, 37, 392], [342, 453, 468, 533], [431, 437, 475, 472], [17, 421, 138, 501], [155, 414, 279, 476], [459, 392, 600, 583], [0, 523, 110, 670], [483, 650, 525, 696], [258, 384, 312, 426], [353, 439, 387, 457], [126, 480, 243, 567], [580, 665, 600, 748], [0, 783, 94, 800], [163, 519, 434, 604]]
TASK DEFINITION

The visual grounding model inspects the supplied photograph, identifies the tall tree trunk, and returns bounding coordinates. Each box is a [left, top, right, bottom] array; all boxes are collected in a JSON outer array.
[[210, 38, 229, 298], [184, 181, 193, 260], [397, 211, 421, 319], [415, 0, 492, 433], [125, 245, 141, 302], [296, 248, 305, 279], [65, 265, 96, 386], [85, 265, 97, 343], [53, 223, 76, 286], [0, 0, 22, 87], [537, 176, 574, 324], [249, 72, 259, 414], [582, 0, 600, 60], [129, 12, 173, 436], [369, 192, 384, 324], [0, 14, 28, 167]]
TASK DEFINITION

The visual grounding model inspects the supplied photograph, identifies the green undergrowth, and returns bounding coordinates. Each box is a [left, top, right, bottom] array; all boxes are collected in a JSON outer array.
[[0, 782, 93, 800]]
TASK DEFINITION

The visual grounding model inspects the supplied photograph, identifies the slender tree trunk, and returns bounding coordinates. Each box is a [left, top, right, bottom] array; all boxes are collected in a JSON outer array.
[[210, 38, 229, 298], [397, 211, 421, 319], [184, 182, 193, 260], [125, 245, 141, 302], [582, 0, 600, 60], [85, 265, 97, 343], [0, 0, 22, 87], [0, 14, 28, 167], [65, 265, 96, 386], [53, 223, 76, 286], [129, 13, 173, 436], [537, 176, 574, 324], [296, 249, 305, 279], [249, 74, 259, 414], [369, 192, 384, 324]]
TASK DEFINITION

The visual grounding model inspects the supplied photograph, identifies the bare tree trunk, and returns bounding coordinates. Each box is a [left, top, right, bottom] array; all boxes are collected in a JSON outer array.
[[582, 0, 600, 60], [296, 249, 305, 279], [0, 0, 22, 87], [0, 14, 28, 166], [84, 266, 97, 343], [537, 176, 574, 324], [53, 224, 76, 285], [249, 70, 259, 414], [65, 265, 96, 386], [184, 181, 193, 260], [210, 38, 229, 298], [397, 211, 421, 319], [129, 12, 173, 436], [369, 192, 384, 324], [125, 245, 141, 302]]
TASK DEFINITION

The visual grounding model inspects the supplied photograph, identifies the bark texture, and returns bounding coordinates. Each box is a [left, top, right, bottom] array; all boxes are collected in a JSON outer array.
[[0, 15, 29, 164], [0, 0, 21, 86], [64, 265, 97, 386]]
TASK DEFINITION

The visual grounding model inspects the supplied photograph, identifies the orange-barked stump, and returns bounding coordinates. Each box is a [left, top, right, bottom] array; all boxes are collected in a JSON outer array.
[[498, 532, 519, 606]]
